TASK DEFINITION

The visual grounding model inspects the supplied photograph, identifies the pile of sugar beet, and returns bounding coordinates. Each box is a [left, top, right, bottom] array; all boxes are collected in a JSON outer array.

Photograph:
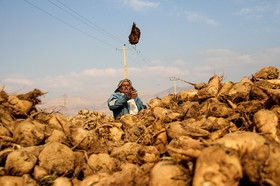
[[0, 66, 280, 186]]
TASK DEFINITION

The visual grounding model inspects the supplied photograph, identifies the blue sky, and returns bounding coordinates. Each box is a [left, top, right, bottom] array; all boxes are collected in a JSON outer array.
[[1, 0, 280, 99]]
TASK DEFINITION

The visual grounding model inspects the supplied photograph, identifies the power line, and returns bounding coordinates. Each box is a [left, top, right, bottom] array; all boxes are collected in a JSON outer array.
[[23, 0, 117, 49], [24, 0, 154, 66], [126, 53, 143, 67], [52, 0, 154, 65], [116, 45, 145, 68], [131, 46, 153, 66], [50, 0, 126, 44]]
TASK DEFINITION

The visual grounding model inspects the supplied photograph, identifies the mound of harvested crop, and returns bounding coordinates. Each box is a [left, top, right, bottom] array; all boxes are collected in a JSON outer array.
[[0, 66, 280, 185]]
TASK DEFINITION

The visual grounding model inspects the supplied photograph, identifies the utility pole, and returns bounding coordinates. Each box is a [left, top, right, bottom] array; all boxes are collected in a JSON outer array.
[[123, 44, 127, 79], [117, 44, 134, 79], [169, 77, 177, 94]]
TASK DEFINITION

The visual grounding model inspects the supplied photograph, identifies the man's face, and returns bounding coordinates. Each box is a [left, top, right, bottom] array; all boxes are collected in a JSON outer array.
[[119, 81, 131, 93]]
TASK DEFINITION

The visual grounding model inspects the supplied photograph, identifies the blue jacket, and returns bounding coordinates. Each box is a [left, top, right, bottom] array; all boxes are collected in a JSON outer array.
[[107, 92, 144, 120]]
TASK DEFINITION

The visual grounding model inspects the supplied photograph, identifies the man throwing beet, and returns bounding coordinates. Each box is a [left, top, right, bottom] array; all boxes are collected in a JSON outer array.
[[107, 79, 145, 120]]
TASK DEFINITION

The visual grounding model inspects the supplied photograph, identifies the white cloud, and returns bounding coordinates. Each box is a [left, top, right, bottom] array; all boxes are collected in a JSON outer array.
[[44, 75, 73, 88], [4, 78, 32, 86], [248, 48, 280, 65], [150, 59, 166, 65], [185, 11, 218, 25], [234, 3, 280, 19], [193, 65, 214, 78], [121, 0, 160, 10], [274, 3, 280, 15], [141, 66, 187, 77], [198, 48, 268, 68], [198, 49, 240, 68], [201, 49, 237, 56], [192, 47, 280, 81], [2, 76, 34, 95], [83, 68, 122, 77], [173, 59, 186, 66], [236, 6, 267, 16], [1, 65, 186, 97], [195, 65, 213, 72], [237, 54, 256, 64], [2, 48, 279, 98]]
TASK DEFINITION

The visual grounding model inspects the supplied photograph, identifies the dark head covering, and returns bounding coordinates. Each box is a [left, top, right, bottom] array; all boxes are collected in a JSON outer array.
[[114, 79, 135, 93]]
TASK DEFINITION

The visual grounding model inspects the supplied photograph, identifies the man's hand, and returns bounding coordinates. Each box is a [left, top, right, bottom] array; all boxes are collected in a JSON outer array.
[[130, 90, 138, 98], [125, 90, 138, 100]]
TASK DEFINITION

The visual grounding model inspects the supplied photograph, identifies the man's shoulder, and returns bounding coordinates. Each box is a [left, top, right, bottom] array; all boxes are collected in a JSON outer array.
[[110, 92, 124, 98], [112, 92, 124, 96], [108, 92, 123, 103]]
